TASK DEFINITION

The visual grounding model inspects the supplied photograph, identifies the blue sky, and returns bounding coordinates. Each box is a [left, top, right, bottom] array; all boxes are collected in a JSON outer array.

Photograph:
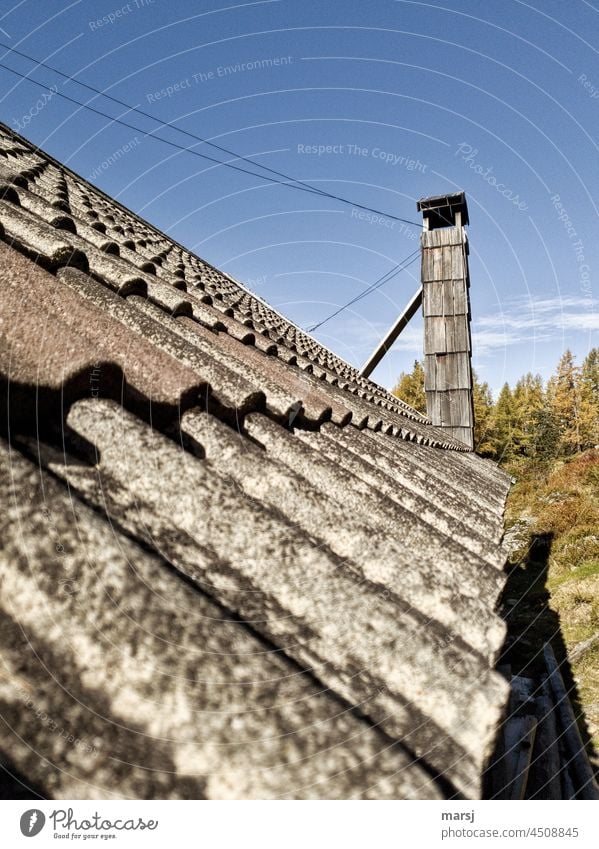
[[1, 0, 598, 395]]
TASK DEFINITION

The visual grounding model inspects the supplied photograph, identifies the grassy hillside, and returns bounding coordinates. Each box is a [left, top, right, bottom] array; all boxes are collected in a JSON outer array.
[[502, 449, 599, 757]]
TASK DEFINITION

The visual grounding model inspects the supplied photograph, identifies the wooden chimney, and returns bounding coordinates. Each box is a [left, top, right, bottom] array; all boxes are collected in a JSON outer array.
[[417, 192, 474, 450]]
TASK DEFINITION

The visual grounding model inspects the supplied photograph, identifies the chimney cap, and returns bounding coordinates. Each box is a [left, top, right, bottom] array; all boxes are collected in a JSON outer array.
[[417, 191, 469, 228]]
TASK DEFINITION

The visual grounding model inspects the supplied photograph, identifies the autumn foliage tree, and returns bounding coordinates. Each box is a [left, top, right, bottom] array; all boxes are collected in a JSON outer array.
[[492, 383, 516, 462], [393, 349, 599, 464], [512, 373, 545, 457], [472, 373, 496, 456], [392, 360, 427, 415], [579, 349, 599, 448], [547, 350, 582, 454]]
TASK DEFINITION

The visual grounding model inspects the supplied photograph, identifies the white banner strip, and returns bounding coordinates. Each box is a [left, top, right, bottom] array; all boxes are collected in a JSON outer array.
[[1, 799, 598, 848]]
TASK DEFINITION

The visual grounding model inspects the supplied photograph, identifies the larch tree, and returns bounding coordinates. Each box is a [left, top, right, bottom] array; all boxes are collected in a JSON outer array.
[[392, 349, 597, 463], [472, 371, 496, 457], [548, 350, 582, 454], [392, 359, 427, 415], [492, 382, 516, 462], [579, 348, 599, 448], [512, 373, 545, 457], [531, 403, 561, 459]]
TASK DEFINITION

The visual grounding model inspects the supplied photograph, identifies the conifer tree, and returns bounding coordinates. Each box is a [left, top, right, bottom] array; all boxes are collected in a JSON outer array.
[[392, 360, 427, 414], [531, 405, 560, 459], [392, 348, 597, 463], [492, 382, 516, 461], [579, 348, 599, 448], [548, 350, 582, 454], [472, 371, 496, 457], [512, 373, 545, 456]]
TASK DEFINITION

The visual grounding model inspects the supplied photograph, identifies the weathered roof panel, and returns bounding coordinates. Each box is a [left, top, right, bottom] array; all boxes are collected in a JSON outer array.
[[0, 439, 441, 800]]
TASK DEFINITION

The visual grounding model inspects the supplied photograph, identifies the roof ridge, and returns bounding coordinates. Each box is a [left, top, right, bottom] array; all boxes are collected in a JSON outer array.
[[0, 121, 431, 428]]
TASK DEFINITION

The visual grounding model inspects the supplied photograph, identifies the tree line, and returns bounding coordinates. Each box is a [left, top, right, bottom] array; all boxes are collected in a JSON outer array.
[[393, 349, 599, 463]]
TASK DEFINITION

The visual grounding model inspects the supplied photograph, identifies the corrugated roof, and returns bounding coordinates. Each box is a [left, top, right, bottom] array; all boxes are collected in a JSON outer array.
[[0, 123, 511, 799]]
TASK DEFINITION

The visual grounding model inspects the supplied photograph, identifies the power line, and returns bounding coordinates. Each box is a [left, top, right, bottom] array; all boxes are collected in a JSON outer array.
[[307, 251, 418, 332], [0, 54, 424, 332], [306, 249, 420, 332], [0, 62, 337, 194], [0, 48, 420, 227], [0, 41, 350, 208]]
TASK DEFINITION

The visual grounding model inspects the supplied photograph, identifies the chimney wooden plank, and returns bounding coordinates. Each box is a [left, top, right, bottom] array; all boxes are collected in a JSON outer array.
[[451, 244, 465, 279], [419, 192, 474, 449]]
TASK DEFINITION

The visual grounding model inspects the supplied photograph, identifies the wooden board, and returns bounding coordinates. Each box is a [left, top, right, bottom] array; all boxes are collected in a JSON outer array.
[[497, 715, 538, 799], [527, 686, 562, 799], [544, 644, 599, 799]]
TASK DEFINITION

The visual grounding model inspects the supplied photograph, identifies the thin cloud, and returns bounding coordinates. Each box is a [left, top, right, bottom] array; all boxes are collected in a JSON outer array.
[[472, 294, 598, 352], [323, 317, 424, 356], [318, 294, 597, 364]]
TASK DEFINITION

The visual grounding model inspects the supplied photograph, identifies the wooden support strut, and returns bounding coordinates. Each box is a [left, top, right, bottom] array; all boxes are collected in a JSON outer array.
[[358, 288, 422, 379]]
